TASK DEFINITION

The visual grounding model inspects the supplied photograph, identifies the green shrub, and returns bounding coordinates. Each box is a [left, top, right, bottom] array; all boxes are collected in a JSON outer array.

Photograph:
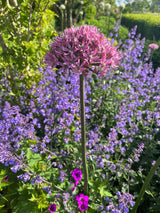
[[121, 13, 160, 41]]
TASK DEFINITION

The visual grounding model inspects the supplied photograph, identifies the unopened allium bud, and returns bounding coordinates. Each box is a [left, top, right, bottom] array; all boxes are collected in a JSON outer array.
[[60, 4, 66, 10], [120, 4, 125, 10], [100, 1, 105, 10], [105, 3, 111, 11], [79, 10, 83, 15], [80, 0, 84, 5]]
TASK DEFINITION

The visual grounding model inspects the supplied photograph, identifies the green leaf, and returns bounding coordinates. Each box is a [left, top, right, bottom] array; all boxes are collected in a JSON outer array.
[[98, 185, 112, 198], [145, 190, 154, 198], [72, 186, 79, 196]]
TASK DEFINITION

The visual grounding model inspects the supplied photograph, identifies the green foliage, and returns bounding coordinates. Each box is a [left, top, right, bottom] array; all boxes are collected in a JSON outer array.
[[0, 140, 61, 213], [121, 13, 160, 41], [78, 14, 128, 41], [0, 0, 57, 97], [84, 3, 97, 19], [124, 0, 151, 13]]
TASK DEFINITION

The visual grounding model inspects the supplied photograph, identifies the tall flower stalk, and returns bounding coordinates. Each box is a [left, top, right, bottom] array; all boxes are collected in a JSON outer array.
[[44, 25, 121, 194], [80, 74, 88, 194]]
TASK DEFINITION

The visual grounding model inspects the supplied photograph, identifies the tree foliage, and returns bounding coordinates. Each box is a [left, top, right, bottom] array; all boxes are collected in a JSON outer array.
[[0, 0, 57, 95]]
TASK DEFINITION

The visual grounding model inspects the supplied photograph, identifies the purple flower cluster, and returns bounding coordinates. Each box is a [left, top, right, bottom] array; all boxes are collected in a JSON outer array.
[[106, 192, 135, 213], [0, 100, 36, 180]]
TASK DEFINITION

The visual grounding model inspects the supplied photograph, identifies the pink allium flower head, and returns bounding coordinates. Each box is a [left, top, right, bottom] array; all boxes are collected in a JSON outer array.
[[148, 43, 159, 50], [44, 25, 121, 77], [48, 204, 56, 213], [72, 169, 82, 182]]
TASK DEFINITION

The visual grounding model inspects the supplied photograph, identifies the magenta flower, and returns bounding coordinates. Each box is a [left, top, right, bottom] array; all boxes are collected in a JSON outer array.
[[148, 43, 159, 50], [44, 25, 121, 77], [76, 194, 89, 212], [76, 193, 89, 203], [78, 202, 88, 212], [72, 169, 82, 182], [48, 204, 56, 213], [71, 181, 79, 191], [1, 176, 9, 183]]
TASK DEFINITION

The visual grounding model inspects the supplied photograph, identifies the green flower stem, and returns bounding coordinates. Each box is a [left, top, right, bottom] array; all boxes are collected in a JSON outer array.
[[80, 74, 88, 194], [61, 11, 64, 32], [131, 156, 160, 213]]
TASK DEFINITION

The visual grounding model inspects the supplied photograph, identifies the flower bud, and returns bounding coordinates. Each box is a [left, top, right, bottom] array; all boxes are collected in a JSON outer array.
[[60, 4, 66, 10], [105, 3, 111, 11]]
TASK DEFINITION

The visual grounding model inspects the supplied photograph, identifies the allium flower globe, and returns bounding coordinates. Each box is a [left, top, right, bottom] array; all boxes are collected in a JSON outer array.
[[44, 25, 121, 77]]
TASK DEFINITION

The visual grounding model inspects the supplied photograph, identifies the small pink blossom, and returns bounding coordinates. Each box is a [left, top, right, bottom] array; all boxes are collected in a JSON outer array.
[[44, 25, 121, 77], [148, 43, 159, 50]]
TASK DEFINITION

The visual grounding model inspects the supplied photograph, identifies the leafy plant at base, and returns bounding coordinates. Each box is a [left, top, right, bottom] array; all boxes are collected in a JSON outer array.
[[1, 23, 160, 212]]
